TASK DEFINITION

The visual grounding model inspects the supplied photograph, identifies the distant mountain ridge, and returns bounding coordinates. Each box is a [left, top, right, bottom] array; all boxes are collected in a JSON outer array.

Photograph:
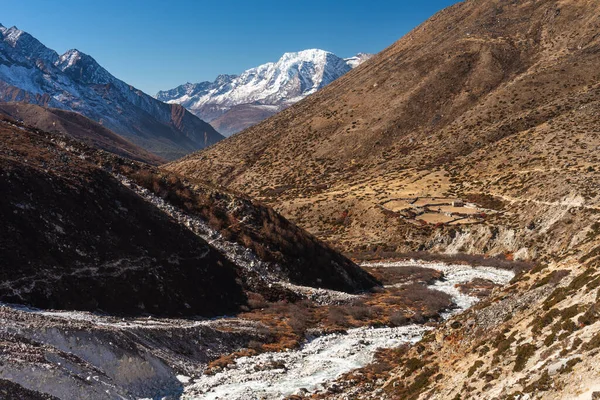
[[157, 49, 372, 136], [0, 24, 224, 160], [0, 102, 165, 165]]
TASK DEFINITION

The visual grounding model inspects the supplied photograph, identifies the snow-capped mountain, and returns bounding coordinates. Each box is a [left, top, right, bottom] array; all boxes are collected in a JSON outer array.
[[157, 49, 372, 136], [0, 24, 223, 160]]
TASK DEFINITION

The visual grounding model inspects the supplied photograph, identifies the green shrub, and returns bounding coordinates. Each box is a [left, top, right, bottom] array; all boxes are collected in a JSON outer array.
[[583, 332, 600, 351], [403, 358, 426, 377], [531, 309, 560, 334], [523, 370, 552, 393], [467, 360, 484, 377], [514, 344, 536, 372], [543, 288, 568, 311], [544, 333, 556, 347]]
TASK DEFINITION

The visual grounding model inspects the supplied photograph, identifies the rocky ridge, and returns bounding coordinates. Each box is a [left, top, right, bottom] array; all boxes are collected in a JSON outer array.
[[0, 24, 223, 160]]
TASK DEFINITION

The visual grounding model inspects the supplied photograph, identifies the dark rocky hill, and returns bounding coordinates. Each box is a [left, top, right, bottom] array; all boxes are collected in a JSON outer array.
[[0, 117, 377, 316]]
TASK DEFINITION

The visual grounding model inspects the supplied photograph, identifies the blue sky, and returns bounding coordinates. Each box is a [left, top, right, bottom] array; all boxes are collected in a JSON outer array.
[[3, 0, 458, 95]]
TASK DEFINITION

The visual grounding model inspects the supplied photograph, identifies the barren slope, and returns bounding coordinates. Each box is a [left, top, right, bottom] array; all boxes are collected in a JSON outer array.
[[167, 1, 600, 398], [0, 102, 165, 165], [168, 0, 600, 259]]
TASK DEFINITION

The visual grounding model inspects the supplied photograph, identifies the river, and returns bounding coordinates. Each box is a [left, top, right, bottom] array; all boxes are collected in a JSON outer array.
[[183, 260, 515, 399]]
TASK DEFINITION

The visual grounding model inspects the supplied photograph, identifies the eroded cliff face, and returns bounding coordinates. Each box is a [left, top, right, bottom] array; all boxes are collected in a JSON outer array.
[[0, 306, 268, 400]]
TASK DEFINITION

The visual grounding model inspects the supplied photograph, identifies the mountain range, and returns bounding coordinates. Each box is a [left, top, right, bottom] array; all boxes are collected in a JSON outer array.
[[157, 50, 372, 136], [0, 24, 223, 160]]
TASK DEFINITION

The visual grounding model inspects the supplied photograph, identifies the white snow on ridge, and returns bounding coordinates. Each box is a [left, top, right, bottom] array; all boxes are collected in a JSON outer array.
[[58, 49, 83, 69], [156, 49, 373, 122], [0, 26, 25, 47], [344, 52, 373, 68]]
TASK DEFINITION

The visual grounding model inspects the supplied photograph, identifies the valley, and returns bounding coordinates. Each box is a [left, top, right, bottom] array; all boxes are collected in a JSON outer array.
[[0, 114, 528, 399], [2, 0, 600, 399], [183, 261, 514, 400], [163, 0, 600, 398]]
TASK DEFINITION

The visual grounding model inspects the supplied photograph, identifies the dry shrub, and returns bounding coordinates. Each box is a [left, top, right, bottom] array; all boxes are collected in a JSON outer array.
[[390, 311, 409, 326], [286, 302, 313, 335], [400, 284, 453, 312], [247, 292, 267, 310], [346, 303, 374, 321], [328, 306, 349, 327], [464, 193, 506, 210]]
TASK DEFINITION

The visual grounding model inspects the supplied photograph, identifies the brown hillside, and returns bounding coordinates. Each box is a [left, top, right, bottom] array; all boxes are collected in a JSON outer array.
[[168, 0, 600, 259], [168, 0, 600, 398], [0, 102, 165, 165]]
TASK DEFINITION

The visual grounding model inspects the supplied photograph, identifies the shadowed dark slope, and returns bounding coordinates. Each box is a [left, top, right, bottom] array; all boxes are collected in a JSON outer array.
[[0, 118, 377, 316], [0, 119, 244, 317]]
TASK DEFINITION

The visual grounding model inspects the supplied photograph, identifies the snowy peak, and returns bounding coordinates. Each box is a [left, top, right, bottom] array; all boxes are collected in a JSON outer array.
[[278, 48, 331, 64], [265, 49, 351, 95], [57, 49, 84, 69], [0, 25, 25, 47], [156, 49, 373, 135], [0, 24, 224, 159], [344, 52, 373, 68], [0, 24, 58, 64], [56, 48, 114, 85], [215, 74, 237, 84]]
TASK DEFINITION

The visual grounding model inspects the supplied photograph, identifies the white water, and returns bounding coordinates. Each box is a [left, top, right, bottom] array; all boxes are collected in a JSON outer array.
[[371, 260, 515, 317], [183, 261, 514, 399]]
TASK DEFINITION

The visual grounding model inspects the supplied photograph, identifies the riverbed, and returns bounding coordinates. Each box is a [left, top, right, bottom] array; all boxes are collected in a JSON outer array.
[[183, 260, 515, 399]]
